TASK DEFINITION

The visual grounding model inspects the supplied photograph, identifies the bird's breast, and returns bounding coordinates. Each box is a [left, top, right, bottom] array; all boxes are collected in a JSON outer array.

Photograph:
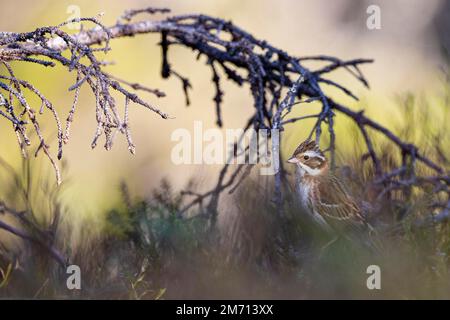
[[296, 179, 311, 207]]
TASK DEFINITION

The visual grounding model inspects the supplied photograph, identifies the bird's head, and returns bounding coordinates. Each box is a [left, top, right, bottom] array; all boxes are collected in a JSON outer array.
[[287, 139, 328, 176]]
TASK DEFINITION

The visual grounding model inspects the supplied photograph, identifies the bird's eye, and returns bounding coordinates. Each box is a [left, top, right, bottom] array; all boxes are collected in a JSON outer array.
[[303, 155, 309, 160]]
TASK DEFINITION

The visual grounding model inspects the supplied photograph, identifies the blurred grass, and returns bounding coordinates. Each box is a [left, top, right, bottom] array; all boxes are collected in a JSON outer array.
[[0, 81, 449, 299], [0, 0, 449, 299], [1, 167, 449, 299]]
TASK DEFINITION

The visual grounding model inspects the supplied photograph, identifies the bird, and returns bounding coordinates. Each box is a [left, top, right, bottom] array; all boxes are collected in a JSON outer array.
[[287, 139, 375, 249]]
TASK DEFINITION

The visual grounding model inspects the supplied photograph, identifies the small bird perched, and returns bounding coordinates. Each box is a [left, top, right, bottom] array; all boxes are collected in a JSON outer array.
[[287, 139, 373, 240]]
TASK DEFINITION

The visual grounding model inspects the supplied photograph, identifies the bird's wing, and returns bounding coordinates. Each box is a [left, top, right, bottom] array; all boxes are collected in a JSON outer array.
[[311, 174, 366, 226]]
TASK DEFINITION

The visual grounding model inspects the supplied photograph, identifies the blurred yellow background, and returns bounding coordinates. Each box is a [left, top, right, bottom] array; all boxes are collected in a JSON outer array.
[[0, 0, 448, 223]]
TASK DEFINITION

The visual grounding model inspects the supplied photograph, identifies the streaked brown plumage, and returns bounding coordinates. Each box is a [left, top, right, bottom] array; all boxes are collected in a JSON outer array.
[[287, 139, 370, 234]]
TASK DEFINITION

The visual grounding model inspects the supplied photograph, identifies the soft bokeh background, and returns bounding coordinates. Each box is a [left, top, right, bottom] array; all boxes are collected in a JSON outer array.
[[0, 0, 449, 225]]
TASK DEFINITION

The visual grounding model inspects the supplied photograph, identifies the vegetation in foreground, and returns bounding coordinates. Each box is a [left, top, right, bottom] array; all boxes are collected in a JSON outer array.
[[0, 87, 449, 299]]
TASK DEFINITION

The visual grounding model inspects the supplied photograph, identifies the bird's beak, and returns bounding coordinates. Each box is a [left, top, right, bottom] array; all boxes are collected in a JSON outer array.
[[287, 156, 299, 164]]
